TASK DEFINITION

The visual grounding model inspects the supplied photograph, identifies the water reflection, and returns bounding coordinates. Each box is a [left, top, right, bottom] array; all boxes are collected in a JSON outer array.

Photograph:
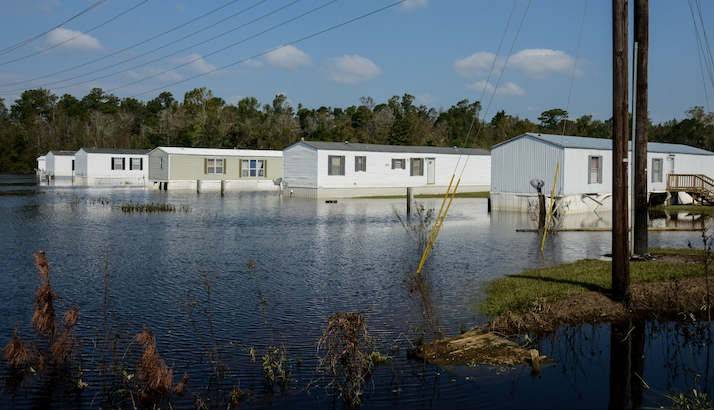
[[0, 181, 712, 409]]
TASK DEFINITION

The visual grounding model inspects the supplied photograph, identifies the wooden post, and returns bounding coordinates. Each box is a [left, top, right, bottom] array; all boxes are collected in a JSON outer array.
[[406, 187, 414, 219], [634, 0, 649, 256], [196, 180, 200, 194], [612, 0, 631, 302], [220, 180, 225, 196], [538, 193, 546, 231]]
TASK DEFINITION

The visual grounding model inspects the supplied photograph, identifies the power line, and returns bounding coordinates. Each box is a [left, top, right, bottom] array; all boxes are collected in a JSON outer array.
[[562, 0, 588, 135], [0, 0, 107, 57], [4, 0, 276, 93], [129, 0, 408, 98], [0, 0, 244, 89], [113, 0, 330, 94], [0, 0, 150, 67]]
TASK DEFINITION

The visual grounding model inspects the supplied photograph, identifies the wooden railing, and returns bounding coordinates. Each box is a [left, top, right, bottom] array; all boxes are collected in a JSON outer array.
[[667, 174, 714, 195]]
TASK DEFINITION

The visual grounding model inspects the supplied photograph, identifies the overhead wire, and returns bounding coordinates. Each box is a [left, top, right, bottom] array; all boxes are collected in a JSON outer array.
[[1, 0, 276, 94], [127, 0, 409, 98], [562, 0, 588, 135], [0, 0, 150, 68], [0, 0, 107, 57], [0, 0, 244, 89]]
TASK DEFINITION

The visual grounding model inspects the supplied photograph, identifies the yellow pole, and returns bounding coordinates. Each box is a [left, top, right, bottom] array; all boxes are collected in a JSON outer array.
[[540, 162, 560, 253], [416, 177, 461, 274]]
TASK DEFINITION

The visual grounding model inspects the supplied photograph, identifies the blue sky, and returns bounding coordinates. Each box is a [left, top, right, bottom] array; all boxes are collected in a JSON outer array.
[[0, 0, 712, 122]]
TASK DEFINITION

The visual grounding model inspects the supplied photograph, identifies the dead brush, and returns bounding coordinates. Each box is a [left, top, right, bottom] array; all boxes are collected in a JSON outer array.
[[135, 328, 182, 396], [394, 203, 435, 252], [3, 330, 36, 370], [317, 312, 375, 407], [4, 251, 80, 375]]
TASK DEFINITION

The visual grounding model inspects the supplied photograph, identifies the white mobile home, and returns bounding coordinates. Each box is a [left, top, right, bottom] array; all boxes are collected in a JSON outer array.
[[74, 148, 150, 186], [491, 133, 714, 213], [148, 147, 283, 191], [283, 140, 491, 198], [45, 150, 76, 178]]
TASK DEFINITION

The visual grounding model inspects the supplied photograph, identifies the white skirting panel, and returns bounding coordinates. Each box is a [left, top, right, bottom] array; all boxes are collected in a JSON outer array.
[[284, 184, 490, 199], [490, 192, 614, 214]]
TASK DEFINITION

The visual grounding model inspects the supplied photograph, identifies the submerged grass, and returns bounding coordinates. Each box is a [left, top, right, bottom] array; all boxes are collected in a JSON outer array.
[[119, 202, 190, 213], [356, 191, 490, 199], [480, 257, 705, 318]]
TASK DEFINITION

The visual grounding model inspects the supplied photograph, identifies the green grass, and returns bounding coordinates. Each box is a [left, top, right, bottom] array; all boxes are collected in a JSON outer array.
[[355, 191, 490, 199], [651, 204, 714, 215], [480, 258, 705, 317], [650, 247, 706, 257]]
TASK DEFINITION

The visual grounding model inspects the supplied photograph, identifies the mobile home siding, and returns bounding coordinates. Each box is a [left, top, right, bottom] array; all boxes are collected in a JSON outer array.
[[148, 149, 169, 181], [284, 144, 318, 188], [491, 136, 564, 195], [166, 154, 282, 181]]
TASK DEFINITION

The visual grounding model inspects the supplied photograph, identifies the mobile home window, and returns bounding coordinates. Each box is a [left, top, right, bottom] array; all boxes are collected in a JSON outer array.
[[391, 159, 406, 169], [130, 158, 143, 171], [588, 156, 602, 184], [241, 159, 265, 177], [111, 157, 125, 170], [328, 155, 345, 176], [206, 158, 224, 174], [652, 158, 663, 183], [355, 156, 366, 172], [411, 158, 424, 176]]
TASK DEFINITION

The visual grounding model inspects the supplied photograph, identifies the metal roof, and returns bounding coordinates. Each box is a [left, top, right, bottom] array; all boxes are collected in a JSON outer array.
[[292, 140, 490, 155], [48, 150, 76, 156], [493, 133, 714, 155], [79, 148, 151, 155], [153, 147, 282, 157]]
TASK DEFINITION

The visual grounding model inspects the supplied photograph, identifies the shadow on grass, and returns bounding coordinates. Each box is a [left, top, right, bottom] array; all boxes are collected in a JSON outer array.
[[506, 274, 612, 296]]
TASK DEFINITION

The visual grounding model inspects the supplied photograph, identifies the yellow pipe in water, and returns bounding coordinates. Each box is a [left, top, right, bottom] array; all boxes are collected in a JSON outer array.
[[540, 162, 560, 253]]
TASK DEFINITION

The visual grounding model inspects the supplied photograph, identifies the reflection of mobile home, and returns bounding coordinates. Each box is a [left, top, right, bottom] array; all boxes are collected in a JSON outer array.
[[148, 147, 283, 191], [36, 156, 46, 176], [74, 148, 150, 186], [45, 150, 76, 178], [490, 133, 714, 213], [283, 140, 491, 198]]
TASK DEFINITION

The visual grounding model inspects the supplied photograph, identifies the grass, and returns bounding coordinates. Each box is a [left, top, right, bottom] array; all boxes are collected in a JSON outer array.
[[651, 204, 714, 215], [650, 247, 706, 257], [355, 191, 490, 199], [480, 256, 705, 318]]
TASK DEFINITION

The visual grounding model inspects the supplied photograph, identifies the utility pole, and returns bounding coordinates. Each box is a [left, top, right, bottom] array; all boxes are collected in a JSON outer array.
[[633, 0, 649, 256], [612, 0, 630, 302]]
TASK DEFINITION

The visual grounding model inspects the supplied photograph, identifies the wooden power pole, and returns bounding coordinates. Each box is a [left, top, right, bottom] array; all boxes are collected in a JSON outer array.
[[633, 0, 649, 256], [612, 0, 631, 302]]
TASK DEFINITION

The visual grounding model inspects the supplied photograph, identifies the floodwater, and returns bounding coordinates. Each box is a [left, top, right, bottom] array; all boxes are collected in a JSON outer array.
[[0, 175, 712, 409]]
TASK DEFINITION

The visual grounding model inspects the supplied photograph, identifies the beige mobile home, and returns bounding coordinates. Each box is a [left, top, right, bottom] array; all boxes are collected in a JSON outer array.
[[148, 147, 283, 191]]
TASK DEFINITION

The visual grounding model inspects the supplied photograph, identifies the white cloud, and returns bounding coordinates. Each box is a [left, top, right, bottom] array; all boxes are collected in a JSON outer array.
[[328, 55, 381, 84], [126, 68, 183, 83], [240, 59, 264, 68], [455, 48, 579, 79], [454, 52, 501, 78], [46, 27, 101, 50], [467, 80, 525, 97], [174, 53, 216, 74], [264, 45, 311, 70], [401, 0, 427, 10], [508, 48, 577, 77], [415, 93, 435, 106]]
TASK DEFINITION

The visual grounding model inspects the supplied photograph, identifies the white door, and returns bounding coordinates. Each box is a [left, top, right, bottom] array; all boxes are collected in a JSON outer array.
[[667, 155, 675, 185], [426, 158, 435, 184]]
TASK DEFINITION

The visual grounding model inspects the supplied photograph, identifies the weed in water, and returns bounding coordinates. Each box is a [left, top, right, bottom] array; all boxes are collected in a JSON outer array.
[[317, 312, 376, 407], [666, 389, 713, 410], [262, 346, 289, 388], [135, 327, 178, 397]]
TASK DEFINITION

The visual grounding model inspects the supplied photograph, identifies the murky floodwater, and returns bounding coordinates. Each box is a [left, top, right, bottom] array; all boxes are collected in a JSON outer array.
[[1, 175, 712, 409]]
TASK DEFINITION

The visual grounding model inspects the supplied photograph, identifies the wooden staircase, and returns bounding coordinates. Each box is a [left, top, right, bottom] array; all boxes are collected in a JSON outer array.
[[667, 174, 714, 205]]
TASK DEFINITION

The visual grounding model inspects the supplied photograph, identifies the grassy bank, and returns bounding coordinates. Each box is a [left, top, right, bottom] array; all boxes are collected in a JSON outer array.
[[480, 248, 713, 333], [355, 191, 490, 199]]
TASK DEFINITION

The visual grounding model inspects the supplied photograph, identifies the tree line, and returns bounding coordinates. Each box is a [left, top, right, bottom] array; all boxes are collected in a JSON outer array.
[[0, 87, 712, 173]]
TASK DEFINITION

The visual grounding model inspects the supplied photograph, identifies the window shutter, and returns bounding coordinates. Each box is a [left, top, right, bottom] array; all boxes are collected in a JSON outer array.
[[238, 159, 242, 178], [122, 158, 126, 170], [204, 158, 208, 174], [111, 158, 114, 170], [223, 158, 227, 174], [140, 158, 143, 171], [263, 160, 267, 178]]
